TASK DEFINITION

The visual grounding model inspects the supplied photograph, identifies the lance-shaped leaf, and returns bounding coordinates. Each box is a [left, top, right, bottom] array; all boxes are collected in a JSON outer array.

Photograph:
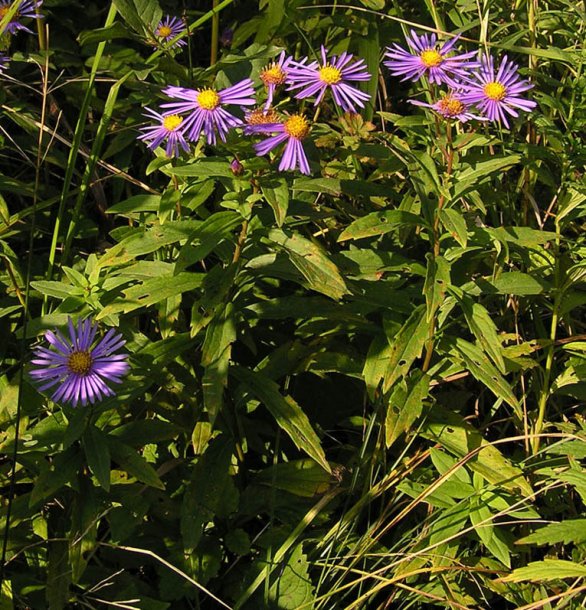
[[423, 254, 450, 322], [268, 229, 347, 300], [233, 366, 330, 473]]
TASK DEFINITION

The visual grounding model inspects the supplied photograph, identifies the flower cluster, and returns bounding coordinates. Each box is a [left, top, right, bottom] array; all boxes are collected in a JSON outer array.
[[30, 318, 130, 408], [386, 30, 537, 128], [139, 30, 537, 173], [139, 45, 373, 174]]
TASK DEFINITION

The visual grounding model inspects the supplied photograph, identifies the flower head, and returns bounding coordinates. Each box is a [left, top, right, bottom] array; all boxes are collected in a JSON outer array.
[[30, 318, 130, 407], [384, 31, 478, 85], [0, 0, 42, 35], [154, 15, 186, 48], [287, 46, 371, 113], [161, 78, 256, 145], [248, 113, 311, 175], [458, 55, 537, 128], [138, 107, 190, 157], [260, 51, 293, 110], [409, 92, 487, 123]]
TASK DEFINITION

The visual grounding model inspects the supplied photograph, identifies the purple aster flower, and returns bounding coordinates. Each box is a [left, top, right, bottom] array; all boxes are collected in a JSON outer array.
[[287, 46, 371, 113], [161, 78, 256, 145], [0, 0, 42, 35], [230, 158, 244, 176], [409, 93, 487, 123], [30, 318, 130, 408], [458, 55, 537, 128], [249, 114, 311, 175], [154, 15, 186, 48], [384, 31, 478, 85], [138, 107, 190, 157], [260, 51, 293, 110]]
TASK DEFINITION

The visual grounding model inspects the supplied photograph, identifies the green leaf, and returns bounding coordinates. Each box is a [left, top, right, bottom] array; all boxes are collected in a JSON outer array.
[[516, 520, 586, 546], [83, 426, 111, 491], [108, 439, 165, 489], [420, 405, 532, 496], [502, 559, 586, 582], [97, 272, 203, 318], [181, 435, 238, 551], [30, 280, 83, 300], [458, 295, 506, 373], [453, 155, 522, 199], [440, 207, 468, 247], [363, 334, 393, 401], [261, 177, 289, 227], [268, 229, 347, 300], [78, 22, 132, 46], [264, 543, 315, 610], [423, 254, 450, 322], [385, 372, 430, 448], [338, 210, 423, 241], [233, 366, 330, 473], [470, 497, 511, 567], [29, 447, 83, 507], [201, 303, 236, 425], [447, 337, 519, 414], [112, 0, 162, 34], [474, 271, 547, 296], [382, 305, 430, 393], [255, 459, 334, 497]]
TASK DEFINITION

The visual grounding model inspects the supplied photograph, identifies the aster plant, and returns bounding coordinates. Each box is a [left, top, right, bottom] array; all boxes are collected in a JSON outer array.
[[0, 0, 42, 35], [458, 54, 537, 128], [154, 14, 186, 48], [161, 78, 256, 145], [30, 318, 130, 408], [287, 46, 371, 113], [249, 113, 311, 175], [384, 30, 477, 86], [138, 107, 190, 157]]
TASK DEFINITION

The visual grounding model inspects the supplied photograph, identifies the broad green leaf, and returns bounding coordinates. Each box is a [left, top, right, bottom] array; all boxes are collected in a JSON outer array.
[[268, 229, 347, 300], [97, 272, 203, 318], [363, 334, 393, 400], [516, 520, 586, 546], [78, 22, 132, 46], [453, 155, 521, 198], [338, 210, 423, 241], [502, 559, 586, 582], [440, 207, 468, 247], [423, 254, 450, 322], [382, 305, 430, 393], [420, 405, 532, 496], [264, 543, 315, 610], [255, 459, 334, 497], [30, 447, 83, 507], [181, 435, 238, 551], [447, 337, 519, 414], [233, 366, 330, 472], [385, 372, 430, 448], [474, 271, 547, 296], [167, 158, 234, 177], [201, 303, 236, 425], [30, 280, 83, 300], [108, 439, 165, 489], [458, 295, 506, 373], [261, 177, 289, 226], [83, 426, 111, 491], [470, 497, 511, 567], [112, 0, 162, 34]]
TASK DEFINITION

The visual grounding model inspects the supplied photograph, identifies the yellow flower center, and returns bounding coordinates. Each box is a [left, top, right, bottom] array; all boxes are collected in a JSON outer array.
[[246, 107, 279, 125], [284, 114, 310, 140], [197, 89, 221, 111], [484, 81, 507, 101], [420, 49, 443, 68], [438, 96, 465, 117], [157, 25, 173, 38], [163, 114, 183, 131], [261, 64, 287, 87], [68, 351, 93, 376], [319, 65, 342, 85]]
